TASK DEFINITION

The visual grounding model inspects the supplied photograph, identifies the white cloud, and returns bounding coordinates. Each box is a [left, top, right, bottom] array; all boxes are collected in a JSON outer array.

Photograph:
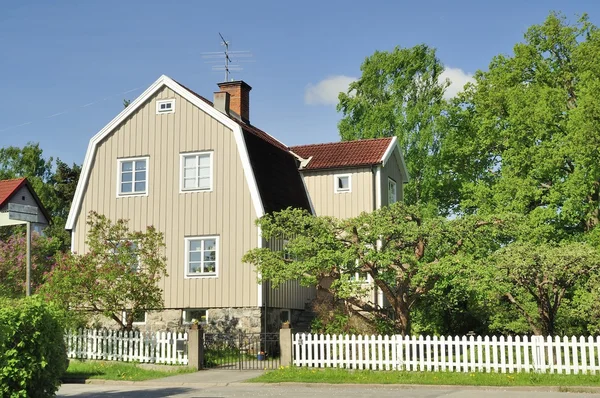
[[439, 67, 475, 99], [304, 75, 357, 106]]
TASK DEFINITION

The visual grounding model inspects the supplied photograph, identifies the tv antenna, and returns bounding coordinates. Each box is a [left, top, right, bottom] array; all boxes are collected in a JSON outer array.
[[202, 33, 253, 82]]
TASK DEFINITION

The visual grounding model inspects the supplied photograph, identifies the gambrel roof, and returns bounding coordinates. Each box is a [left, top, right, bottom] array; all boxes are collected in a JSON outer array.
[[65, 75, 311, 230]]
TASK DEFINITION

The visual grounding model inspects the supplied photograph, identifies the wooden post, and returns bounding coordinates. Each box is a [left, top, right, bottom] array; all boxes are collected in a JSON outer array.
[[280, 327, 293, 367], [187, 326, 204, 370]]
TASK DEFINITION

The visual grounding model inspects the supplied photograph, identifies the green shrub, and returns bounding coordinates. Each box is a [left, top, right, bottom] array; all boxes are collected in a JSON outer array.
[[0, 296, 68, 398]]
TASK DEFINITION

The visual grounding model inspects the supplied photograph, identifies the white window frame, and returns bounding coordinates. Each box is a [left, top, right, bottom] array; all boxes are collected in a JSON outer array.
[[388, 177, 397, 205], [122, 309, 147, 325], [334, 173, 352, 193], [182, 309, 208, 325], [117, 156, 149, 197], [156, 99, 175, 114], [179, 151, 214, 193], [184, 236, 219, 278]]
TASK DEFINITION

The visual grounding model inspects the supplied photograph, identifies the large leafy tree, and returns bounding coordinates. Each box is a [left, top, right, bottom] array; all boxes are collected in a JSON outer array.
[[446, 13, 600, 238], [337, 45, 453, 214], [483, 241, 600, 336], [41, 212, 168, 330], [243, 204, 498, 335]]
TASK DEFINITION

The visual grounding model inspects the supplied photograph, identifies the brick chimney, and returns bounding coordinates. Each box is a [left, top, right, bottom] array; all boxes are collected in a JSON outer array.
[[216, 81, 252, 124]]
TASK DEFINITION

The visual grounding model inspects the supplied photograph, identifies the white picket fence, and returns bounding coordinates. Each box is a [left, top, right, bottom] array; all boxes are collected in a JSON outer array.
[[293, 333, 600, 374], [65, 329, 188, 365]]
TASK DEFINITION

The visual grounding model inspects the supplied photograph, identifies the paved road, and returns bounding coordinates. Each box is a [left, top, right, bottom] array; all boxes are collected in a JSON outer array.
[[57, 383, 600, 397]]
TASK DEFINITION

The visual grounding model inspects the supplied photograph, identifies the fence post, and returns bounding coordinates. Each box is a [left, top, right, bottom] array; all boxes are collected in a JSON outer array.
[[280, 326, 293, 367], [187, 325, 204, 370]]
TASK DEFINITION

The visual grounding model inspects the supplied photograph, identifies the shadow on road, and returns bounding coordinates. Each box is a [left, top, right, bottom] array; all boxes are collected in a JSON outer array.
[[60, 387, 196, 397]]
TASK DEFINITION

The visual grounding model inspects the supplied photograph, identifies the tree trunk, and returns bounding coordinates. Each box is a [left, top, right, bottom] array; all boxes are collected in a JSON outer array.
[[395, 299, 411, 336]]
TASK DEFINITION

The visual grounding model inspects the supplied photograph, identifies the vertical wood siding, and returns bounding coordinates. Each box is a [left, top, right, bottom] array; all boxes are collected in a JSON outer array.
[[301, 167, 374, 218], [72, 86, 259, 309], [380, 151, 405, 206], [265, 237, 316, 309]]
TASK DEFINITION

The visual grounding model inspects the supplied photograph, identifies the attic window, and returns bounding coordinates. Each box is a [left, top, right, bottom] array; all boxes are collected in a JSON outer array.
[[334, 174, 351, 193], [156, 99, 175, 114]]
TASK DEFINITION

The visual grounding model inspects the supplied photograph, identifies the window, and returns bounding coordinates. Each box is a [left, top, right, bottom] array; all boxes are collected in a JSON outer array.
[[334, 174, 351, 193], [282, 239, 292, 260], [123, 309, 146, 325], [185, 236, 218, 277], [156, 99, 175, 114], [180, 152, 213, 192], [118, 157, 148, 196], [182, 309, 208, 324], [111, 240, 140, 272], [280, 309, 291, 323], [388, 178, 397, 205]]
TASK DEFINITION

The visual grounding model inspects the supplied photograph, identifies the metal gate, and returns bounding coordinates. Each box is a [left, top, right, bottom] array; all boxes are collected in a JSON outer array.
[[203, 332, 281, 370]]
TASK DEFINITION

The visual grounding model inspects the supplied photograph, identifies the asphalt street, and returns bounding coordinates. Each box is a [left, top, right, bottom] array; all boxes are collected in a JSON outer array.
[[57, 383, 600, 397]]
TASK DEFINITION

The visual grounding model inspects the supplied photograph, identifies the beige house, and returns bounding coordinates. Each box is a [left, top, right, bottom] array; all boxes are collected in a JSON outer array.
[[66, 75, 407, 333]]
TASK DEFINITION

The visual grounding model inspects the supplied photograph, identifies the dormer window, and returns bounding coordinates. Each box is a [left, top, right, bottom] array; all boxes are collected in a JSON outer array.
[[334, 174, 351, 193], [156, 99, 175, 114]]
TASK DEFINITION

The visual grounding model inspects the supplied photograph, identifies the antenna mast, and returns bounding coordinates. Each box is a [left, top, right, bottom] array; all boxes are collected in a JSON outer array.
[[202, 34, 253, 82], [219, 32, 232, 82]]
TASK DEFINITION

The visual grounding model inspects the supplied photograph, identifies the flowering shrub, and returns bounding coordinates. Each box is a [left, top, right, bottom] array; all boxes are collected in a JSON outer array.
[[0, 234, 61, 298], [40, 212, 168, 330]]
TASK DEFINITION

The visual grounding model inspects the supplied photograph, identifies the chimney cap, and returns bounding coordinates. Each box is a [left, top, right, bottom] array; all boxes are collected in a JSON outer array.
[[217, 80, 252, 91]]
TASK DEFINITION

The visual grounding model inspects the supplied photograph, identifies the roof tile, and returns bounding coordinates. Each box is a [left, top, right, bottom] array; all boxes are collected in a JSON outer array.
[[0, 178, 26, 208], [291, 138, 394, 170]]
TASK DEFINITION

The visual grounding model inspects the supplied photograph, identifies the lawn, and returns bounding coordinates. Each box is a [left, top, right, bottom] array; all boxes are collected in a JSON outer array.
[[251, 367, 600, 387], [64, 360, 195, 381]]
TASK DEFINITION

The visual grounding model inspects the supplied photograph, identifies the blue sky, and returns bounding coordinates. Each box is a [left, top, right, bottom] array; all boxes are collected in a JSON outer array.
[[0, 1, 597, 165]]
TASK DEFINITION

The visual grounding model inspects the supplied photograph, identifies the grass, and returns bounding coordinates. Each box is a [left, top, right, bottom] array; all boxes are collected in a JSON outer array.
[[64, 360, 195, 381], [251, 366, 600, 387]]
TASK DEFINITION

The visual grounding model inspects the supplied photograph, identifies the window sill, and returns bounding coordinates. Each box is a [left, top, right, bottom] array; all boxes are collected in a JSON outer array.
[[185, 274, 218, 279], [117, 192, 148, 198], [180, 188, 213, 194]]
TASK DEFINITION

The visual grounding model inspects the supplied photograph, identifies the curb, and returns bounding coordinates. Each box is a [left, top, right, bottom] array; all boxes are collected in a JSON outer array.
[[62, 379, 600, 393]]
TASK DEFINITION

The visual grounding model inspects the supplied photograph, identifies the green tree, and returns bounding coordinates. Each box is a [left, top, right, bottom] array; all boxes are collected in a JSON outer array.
[[446, 12, 600, 238], [243, 204, 497, 335], [41, 212, 168, 330], [484, 241, 600, 336], [337, 45, 452, 214]]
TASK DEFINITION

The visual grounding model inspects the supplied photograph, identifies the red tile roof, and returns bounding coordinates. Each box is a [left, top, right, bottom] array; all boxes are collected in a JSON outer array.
[[291, 138, 394, 170], [0, 178, 26, 208]]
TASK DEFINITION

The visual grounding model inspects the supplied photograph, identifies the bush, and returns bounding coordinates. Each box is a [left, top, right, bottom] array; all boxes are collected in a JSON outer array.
[[0, 296, 68, 398]]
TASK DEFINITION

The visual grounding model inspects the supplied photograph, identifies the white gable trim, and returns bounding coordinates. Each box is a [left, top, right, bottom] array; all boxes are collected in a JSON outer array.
[[381, 136, 409, 182], [66, 75, 265, 231]]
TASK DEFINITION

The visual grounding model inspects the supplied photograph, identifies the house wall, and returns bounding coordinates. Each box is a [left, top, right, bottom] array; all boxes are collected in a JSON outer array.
[[380, 150, 405, 206], [301, 167, 374, 219], [265, 237, 316, 310], [71, 86, 260, 310]]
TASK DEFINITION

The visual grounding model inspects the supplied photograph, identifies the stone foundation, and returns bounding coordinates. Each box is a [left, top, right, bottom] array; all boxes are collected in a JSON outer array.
[[86, 307, 264, 334]]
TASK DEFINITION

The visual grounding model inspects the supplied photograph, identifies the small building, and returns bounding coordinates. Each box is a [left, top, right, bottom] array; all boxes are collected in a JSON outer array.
[[0, 178, 51, 232]]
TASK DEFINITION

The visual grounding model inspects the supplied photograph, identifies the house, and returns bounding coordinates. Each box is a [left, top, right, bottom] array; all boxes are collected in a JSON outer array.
[[0, 178, 51, 232], [66, 75, 407, 333]]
